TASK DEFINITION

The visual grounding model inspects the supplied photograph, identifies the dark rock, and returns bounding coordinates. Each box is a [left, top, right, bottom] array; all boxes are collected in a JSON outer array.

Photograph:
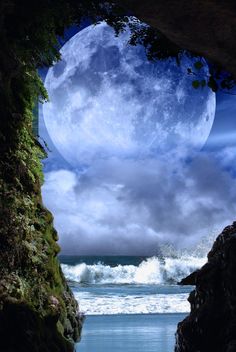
[[119, 1, 236, 78], [178, 270, 198, 286], [0, 303, 74, 352], [0, 3, 84, 349], [175, 222, 236, 352]]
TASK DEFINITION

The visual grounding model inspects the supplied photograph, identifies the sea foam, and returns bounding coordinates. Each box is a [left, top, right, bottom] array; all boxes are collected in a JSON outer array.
[[73, 291, 190, 315]]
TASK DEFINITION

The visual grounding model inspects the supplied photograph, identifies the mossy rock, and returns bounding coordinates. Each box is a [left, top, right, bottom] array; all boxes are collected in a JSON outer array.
[[0, 303, 75, 352]]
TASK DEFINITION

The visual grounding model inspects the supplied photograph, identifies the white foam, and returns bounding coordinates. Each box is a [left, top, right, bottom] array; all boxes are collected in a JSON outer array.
[[74, 291, 190, 315], [62, 255, 206, 285]]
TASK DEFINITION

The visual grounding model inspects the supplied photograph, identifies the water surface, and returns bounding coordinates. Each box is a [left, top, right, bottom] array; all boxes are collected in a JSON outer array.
[[76, 314, 186, 352]]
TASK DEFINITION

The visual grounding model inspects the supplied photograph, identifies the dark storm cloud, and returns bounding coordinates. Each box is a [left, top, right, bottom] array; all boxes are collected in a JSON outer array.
[[42, 149, 236, 255]]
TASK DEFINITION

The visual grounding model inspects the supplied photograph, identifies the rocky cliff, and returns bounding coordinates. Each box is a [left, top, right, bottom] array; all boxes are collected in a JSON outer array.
[[175, 223, 236, 352], [0, 53, 83, 352], [0, 2, 85, 351]]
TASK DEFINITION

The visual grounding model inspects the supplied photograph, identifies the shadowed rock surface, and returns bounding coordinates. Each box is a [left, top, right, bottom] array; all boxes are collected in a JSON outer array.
[[119, 0, 236, 77], [176, 222, 236, 352]]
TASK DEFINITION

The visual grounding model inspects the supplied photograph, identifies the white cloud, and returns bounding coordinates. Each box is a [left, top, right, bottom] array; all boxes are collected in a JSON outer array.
[[42, 151, 236, 255]]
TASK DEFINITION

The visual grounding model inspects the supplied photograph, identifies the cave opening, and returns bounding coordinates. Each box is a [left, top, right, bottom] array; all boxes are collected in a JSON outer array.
[[2, 2, 236, 352], [38, 18, 234, 352]]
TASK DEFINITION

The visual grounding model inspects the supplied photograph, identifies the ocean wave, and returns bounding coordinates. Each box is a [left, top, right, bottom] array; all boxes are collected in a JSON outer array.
[[61, 255, 206, 285], [73, 291, 190, 315]]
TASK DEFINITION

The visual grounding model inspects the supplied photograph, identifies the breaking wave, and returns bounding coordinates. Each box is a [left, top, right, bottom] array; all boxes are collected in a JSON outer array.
[[62, 237, 214, 314], [62, 254, 206, 285]]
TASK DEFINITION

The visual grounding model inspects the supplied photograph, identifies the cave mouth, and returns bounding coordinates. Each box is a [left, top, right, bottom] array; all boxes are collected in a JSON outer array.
[[37, 19, 224, 352], [2, 2, 236, 352]]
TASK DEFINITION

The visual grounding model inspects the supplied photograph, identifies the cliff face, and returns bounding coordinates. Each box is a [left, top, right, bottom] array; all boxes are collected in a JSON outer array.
[[175, 223, 236, 352], [119, 0, 236, 78], [0, 2, 83, 351], [0, 71, 83, 352]]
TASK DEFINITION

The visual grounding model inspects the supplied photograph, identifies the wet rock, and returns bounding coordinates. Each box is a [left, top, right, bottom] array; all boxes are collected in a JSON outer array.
[[176, 222, 236, 352]]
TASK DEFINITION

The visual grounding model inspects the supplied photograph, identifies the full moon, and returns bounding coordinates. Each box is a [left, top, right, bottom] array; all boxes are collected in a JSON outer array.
[[42, 21, 216, 166]]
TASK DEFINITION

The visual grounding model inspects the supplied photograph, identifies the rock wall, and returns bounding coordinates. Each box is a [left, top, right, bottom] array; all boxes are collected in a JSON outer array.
[[119, 0, 236, 78], [175, 222, 236, 352], [0, 2, 84, 351], [0, 70, 83, 352]]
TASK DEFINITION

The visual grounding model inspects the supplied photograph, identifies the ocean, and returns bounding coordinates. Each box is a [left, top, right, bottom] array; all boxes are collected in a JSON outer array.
[[60, 251, 207, 352]]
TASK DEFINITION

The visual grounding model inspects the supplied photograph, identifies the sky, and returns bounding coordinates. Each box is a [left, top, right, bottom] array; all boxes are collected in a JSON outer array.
[[39, 20, 236, 256]]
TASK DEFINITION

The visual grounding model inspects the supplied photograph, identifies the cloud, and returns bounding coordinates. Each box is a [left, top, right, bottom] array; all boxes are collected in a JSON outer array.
[[42, 150, 236, 255]]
